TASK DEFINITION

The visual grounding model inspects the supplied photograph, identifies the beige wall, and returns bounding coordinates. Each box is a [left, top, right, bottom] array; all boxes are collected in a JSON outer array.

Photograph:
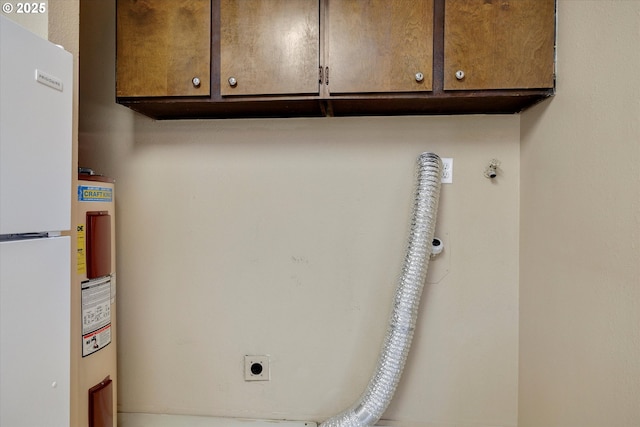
[[106, 116, 521, 427], [519, 1, 640, 426], [1, 0, 48, 38], [79, 2, 520, 426]]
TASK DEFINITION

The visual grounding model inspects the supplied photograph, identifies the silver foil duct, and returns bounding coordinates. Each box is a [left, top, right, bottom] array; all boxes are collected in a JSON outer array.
[[320, 153, 443, 427]]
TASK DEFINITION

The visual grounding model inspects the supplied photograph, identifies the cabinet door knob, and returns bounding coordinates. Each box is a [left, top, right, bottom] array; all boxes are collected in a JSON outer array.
[[228, 77, 238, 87], [192, 77, 201, 87], [415, 72, 424, 82], [455, 70, 465, 80]]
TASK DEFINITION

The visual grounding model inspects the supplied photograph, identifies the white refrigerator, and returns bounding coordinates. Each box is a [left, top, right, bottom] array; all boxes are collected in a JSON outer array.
[[0, 15, 72, 427]]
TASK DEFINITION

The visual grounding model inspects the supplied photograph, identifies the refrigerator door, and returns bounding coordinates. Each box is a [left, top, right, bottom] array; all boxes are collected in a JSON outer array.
[[0, 236, 70, 427], [0, 16, 72, 235]]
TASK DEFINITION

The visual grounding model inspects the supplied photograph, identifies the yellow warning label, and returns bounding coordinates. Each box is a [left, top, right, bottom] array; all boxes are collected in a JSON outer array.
[[77, 225, 86, 274]]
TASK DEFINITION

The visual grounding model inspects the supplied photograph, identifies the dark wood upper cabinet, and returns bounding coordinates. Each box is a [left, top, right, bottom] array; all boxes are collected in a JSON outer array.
[[116, 0, 211, 97], [327, 0, 433, 94], [444, 0, 555, 90], [220, 0, 320, 97], [116, 0, 556, 119]]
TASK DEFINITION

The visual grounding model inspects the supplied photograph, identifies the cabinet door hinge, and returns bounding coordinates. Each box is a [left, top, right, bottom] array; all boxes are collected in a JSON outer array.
[[319, 66, 330, 85]]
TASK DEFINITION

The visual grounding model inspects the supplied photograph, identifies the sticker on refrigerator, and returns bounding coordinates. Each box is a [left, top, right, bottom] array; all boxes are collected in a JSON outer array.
[[81, 276, 112, 357], [78, 185, 112, 202]]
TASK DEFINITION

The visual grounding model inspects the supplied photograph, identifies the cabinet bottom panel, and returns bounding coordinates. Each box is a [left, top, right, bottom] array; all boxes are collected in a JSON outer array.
[[117, 89, 554, 120]]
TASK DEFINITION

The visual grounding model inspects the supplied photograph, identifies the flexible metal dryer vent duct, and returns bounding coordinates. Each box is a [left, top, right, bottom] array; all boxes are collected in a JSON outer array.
[[320, 152, 443, 427]]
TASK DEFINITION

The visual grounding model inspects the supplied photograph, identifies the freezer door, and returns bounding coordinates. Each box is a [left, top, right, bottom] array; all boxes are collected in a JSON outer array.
[[0, 16, 72, 234], [0, 236, 70, 427]]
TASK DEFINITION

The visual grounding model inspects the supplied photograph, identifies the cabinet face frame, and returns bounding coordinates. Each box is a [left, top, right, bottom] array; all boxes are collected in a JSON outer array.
[[443, 0, 556, 90], [116, 0, 211, 97]]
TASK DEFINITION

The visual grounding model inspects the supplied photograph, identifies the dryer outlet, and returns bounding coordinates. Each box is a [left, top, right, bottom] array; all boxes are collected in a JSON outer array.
[[244, 355, 270, 381]]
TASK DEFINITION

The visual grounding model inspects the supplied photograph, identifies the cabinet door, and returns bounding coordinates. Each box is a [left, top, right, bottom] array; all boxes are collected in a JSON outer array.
[[327, 0, 433, 94], [220, 0, 320, 96], [116, 0, 211, 97], [444, 0, 555, 90]]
